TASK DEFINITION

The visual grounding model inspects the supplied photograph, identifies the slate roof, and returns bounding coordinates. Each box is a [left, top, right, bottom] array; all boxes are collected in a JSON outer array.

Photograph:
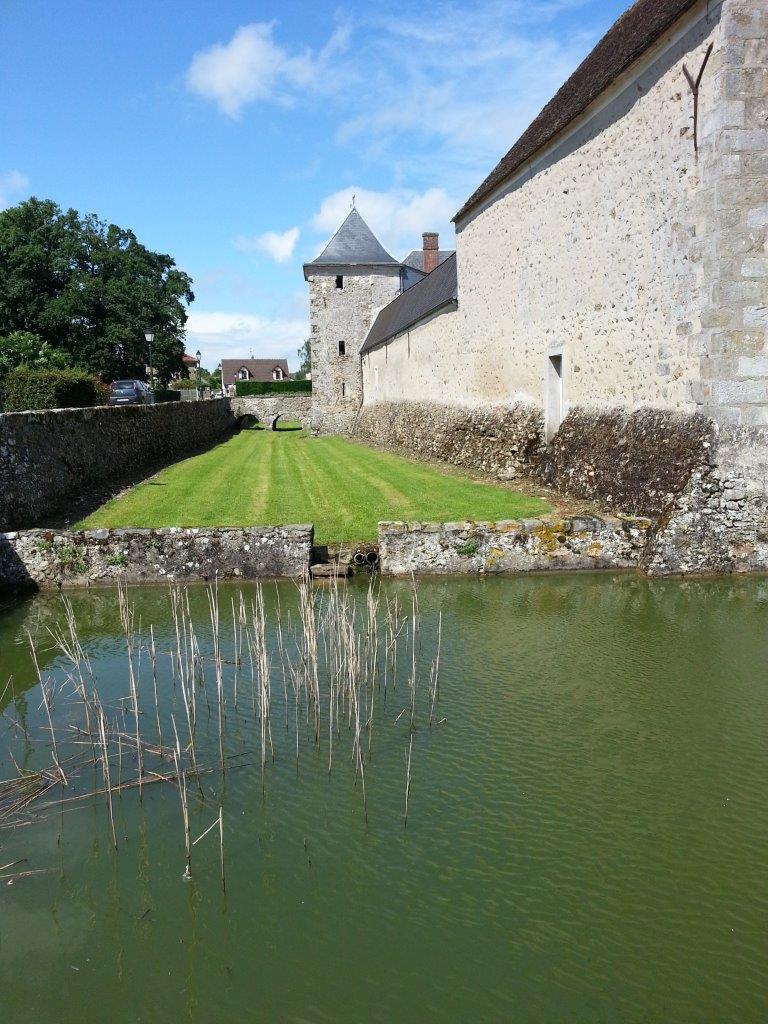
[[402, 249, 455, 273], [361, 254, 458, 355], [304, 209, 399, 275], [454, 0, 701, 222], [220, 358, 290, 388]]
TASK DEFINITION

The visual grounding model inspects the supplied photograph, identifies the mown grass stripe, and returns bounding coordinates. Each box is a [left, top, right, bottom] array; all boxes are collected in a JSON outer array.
[[77, 426, 550, 542]]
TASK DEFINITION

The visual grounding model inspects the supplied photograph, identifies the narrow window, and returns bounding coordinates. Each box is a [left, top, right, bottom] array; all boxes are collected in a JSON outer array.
[[338, 339, 346, 356], [335, 275, 344, 289], [546, 352, 564, 441], [342, 382, 346, 398]]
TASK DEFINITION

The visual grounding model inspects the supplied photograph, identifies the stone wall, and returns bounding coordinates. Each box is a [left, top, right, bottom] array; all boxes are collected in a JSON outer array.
[[0, 399, 234, 530], [536, 407, 715, 517], [354, 400, 544, 480], [0, 525, 313, 589], [452, 1, 734, 418], [231, 394, 312, 427], [693, 0, 768, 426], [360, 305, 464, 405], [360, 2, 766, 429], [308, 266, 401, 434], [379, 516, 652, 575], [648, 425, 768, 574]]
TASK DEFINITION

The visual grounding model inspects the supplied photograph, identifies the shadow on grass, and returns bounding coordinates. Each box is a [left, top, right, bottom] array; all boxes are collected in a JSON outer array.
[[34, 429, 240, 529]]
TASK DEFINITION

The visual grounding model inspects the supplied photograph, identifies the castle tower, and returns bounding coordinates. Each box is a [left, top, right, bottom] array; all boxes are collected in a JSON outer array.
[[303, 208, 402, 434]]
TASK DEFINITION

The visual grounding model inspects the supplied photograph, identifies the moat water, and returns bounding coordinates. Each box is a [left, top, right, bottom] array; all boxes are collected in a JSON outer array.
[[0, 575, 766, 1023]]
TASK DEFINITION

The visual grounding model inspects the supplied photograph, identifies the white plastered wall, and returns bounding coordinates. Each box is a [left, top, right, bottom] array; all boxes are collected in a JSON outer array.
[[363, 1, 740, 417]]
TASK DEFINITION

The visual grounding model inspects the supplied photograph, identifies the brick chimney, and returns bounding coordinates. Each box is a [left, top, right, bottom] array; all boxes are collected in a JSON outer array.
[[422, 232, 439, 274]]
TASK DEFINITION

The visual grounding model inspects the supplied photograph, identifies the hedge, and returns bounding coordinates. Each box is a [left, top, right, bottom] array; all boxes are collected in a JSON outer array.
[[153, 389, 181, 403], [3, 365, 108, 412], [235, 379, 312, 396]]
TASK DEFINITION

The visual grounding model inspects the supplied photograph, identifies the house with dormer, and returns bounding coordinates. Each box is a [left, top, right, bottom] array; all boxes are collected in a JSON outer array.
[[220, 358, 290, 395]]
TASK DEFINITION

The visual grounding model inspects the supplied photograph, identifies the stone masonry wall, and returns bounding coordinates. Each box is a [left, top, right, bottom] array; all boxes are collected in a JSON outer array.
[[360, 305, 464, 405], [0, 399, 234, 530], [0, 525, 313, 589], [363, 3, 766, 428], [536, 406, 715, 517], [379, 516, 653, 575], [231, 394, 312, 427], [648, 424, 768, 574], [695, 0, 768, 426], [309, 266, 401, 434], [354, 400, 544, 480], [458, 0, 717, 415], [364, 2, 724, 417]]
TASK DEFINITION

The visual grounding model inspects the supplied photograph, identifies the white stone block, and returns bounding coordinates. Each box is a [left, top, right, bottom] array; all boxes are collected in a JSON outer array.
[[737, 356, 768, 377], [746, 205, 768, 229], [744, 306, 768, 328], [710, 378, 768, 404], [742, 257, 768, 278]]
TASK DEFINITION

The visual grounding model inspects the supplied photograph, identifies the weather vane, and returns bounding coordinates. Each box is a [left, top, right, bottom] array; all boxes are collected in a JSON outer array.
[[351, 193, 356, 209]]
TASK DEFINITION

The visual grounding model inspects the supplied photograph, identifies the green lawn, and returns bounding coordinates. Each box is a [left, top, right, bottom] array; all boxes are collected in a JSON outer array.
[[77, 426, 550, 543]]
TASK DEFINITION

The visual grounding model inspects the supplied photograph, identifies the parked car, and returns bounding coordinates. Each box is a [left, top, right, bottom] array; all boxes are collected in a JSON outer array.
[[108, 380, 151, 406]]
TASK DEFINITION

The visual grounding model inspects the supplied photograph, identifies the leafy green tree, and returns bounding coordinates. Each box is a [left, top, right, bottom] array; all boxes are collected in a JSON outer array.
[[0, 198, 194, 384], [0, 330, 69, 388], [197, 366, 222, 390], [294, 338, 311, 380]]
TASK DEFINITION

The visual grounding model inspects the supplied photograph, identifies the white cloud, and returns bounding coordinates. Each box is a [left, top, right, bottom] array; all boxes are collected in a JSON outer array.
[[311, 186, 457, 258], [185, 310, 306, 368], [337, 4, 597, 196], [183, 4, 604, 200], [0, 170, 30, 210], [185, 21, 350, 118], [234, 226, 300, 263]]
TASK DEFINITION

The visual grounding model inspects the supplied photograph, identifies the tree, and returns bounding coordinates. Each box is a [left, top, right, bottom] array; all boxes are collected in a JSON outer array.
[[203, 366, 222, 389], [0, 331, 69, 389], [171, 366, 221, 390], [294, 338, 311, 379], [0, 198, 194, 383]]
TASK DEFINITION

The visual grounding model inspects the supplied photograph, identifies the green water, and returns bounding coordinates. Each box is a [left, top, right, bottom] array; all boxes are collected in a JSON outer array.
[[1, 575, 767, 1023]]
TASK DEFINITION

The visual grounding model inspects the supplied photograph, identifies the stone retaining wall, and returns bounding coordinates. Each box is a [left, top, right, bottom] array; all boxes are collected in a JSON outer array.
[[536, 407, 715, 517], [0, 525, 313, 589], [378, 516, 653, 576], [354, 400, 544, 480], [231, 394, 313, 427], [648, 426, 768, 575], [0, 400, 235, 530]]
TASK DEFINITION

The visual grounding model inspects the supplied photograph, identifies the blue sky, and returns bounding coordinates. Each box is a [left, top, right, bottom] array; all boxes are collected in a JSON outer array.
[[0, 0, 627, 370]]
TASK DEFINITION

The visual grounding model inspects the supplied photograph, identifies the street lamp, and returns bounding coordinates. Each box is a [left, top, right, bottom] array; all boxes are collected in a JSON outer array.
[[144, 331, 155, 392], [195, 349, 202, 398]]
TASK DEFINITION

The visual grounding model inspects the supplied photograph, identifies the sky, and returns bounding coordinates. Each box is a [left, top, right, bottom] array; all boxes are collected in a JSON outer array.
[[0, 0, 628, 371]]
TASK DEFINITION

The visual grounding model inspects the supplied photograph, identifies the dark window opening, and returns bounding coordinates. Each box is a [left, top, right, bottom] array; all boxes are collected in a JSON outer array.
[[338, 339, 346, 356], [335, 275, 344, 289], [342, 382, 346, 398]]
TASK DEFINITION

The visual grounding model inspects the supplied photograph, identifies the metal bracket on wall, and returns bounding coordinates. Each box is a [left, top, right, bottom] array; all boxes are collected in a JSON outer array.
[[682, 42, 714, 153]]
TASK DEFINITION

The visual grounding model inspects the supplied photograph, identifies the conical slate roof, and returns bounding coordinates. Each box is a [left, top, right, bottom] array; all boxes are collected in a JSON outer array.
[[305, 209, 399, 269]]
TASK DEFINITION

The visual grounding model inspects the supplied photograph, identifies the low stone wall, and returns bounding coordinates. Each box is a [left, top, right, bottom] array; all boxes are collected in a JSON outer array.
[[0, 525, 313, 589], [379, 516, 652, 575], [537, 407, 714, 517], [231, 394, 312, 427], [647, 426, 768, 575], [354, 401, 544, 479], [0, 400, 235, 530]]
